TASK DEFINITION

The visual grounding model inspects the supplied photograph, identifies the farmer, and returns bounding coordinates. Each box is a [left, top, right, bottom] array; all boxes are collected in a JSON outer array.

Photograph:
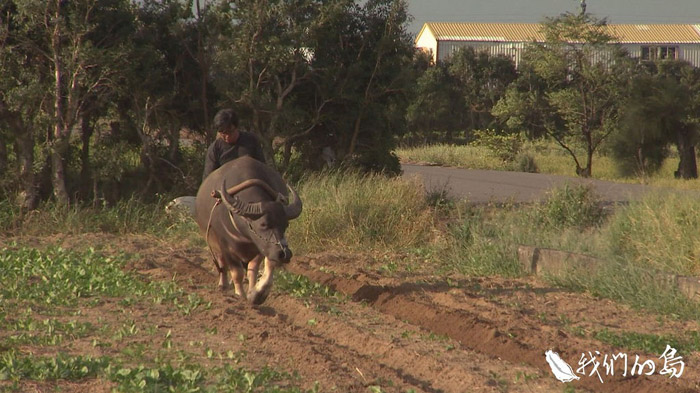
[[202, 108, 266, 181]]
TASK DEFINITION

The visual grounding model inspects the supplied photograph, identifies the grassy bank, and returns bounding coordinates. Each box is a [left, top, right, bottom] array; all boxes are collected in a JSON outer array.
[[396, 141, 700, 190], [2, 170, 699, 322]]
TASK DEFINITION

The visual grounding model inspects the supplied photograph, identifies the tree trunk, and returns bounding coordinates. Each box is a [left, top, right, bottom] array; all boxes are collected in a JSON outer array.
[[80, 115, 94, 199], [50, 139, 70, 204], [0, 138, 7, 175], [675, 127, 698, 179], [50, 0, 70, 205], [16, 130, 38, 211]]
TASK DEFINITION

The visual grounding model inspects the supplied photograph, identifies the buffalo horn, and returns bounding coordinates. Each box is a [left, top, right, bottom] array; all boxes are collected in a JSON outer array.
[[218, 180, 263, 217], [283, 183, 303, 219]]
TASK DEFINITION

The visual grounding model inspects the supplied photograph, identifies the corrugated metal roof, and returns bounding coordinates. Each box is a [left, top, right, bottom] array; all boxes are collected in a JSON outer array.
[[422, 22, 700, 44], [609, 24, 700, 43]]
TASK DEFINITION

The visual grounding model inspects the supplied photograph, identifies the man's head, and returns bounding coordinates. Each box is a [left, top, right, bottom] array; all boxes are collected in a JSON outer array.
[[214, 109, 239, 144]]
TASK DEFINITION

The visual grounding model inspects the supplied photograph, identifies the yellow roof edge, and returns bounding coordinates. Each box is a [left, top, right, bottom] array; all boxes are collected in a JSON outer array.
[[422, 22, 700, 43], [415, 23, 434, 44]]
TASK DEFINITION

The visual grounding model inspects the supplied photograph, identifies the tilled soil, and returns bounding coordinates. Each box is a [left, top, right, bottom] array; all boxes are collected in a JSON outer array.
[[4, 234, 700, 392]]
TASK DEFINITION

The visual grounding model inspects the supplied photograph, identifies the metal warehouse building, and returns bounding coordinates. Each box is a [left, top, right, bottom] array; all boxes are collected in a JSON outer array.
[[415, 22, 700, 67]]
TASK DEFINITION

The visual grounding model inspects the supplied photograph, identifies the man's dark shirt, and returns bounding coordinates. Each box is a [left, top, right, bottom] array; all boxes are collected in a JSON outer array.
[[202, 131, 265, 180]]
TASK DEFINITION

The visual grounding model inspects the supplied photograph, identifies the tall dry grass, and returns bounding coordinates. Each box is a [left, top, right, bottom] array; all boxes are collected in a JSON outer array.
[[287, 171, 435, 254]]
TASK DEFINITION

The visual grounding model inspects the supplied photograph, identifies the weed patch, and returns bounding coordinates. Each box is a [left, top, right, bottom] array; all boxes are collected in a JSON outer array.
[[288, 171, 433, 253], [593, 329, 700, 356], [531, 184, 605, 229]]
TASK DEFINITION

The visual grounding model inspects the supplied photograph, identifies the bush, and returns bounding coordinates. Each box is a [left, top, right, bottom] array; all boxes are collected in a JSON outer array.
[[533, 184, 604, 229], [471, 129, 523, 162], [516, 152, 538, 173]]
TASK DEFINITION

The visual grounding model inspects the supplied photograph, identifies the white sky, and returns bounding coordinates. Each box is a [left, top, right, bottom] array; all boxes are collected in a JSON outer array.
[[407, 0, 700, 35]]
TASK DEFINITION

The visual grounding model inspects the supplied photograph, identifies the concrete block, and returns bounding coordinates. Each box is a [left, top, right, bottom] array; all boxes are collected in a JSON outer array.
[[677, 276, 700, 301], [533, 248, 603, 278], [517, 245, 538, 274]]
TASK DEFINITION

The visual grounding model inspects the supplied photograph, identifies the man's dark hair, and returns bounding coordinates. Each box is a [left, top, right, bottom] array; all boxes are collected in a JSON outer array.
[[213, 109, 239, 130]]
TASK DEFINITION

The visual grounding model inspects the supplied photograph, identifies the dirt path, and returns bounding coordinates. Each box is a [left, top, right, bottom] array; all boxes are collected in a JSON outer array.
[[5, 234, 700, 392]]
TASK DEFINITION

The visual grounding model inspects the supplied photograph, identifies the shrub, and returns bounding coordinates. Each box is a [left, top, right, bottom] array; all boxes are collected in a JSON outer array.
[[533, 184, 604, 229], [471, 129, 523, 162], [516, 152, 538, 173]]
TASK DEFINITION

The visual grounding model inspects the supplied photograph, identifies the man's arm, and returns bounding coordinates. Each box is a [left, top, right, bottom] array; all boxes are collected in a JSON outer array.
[[252, 135, 266, 164]]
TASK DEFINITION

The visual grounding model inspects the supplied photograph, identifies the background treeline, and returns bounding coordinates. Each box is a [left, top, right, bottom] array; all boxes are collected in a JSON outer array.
[[409, 13, 700, 180], [0, 0, 421, 209], [2, 3, 700, 210]]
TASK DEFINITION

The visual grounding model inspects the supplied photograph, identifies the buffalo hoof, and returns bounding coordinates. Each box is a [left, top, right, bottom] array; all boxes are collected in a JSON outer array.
[[247, 288, 270, 305]]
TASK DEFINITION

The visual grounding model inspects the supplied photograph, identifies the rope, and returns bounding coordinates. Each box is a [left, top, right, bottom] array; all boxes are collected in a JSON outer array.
[[205, 199, 225, 274]]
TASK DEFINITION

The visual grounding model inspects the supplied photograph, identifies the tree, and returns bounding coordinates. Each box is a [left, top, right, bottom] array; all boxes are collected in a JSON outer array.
[[610, 73, 674, 177], [1, 0, 138, 205], [611, 60, 700, 179], [310, 0, 416, 173], [0, 0, 47, 210], [448, 47, 517, 134], [494, 12, 629, 177], [406, 62, 464, 144], [210, 0, 415, 174], [661, 61, 700, 179]]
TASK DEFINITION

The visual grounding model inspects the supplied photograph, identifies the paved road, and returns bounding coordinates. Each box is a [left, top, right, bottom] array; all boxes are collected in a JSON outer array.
[[401, 164, 690, 204]]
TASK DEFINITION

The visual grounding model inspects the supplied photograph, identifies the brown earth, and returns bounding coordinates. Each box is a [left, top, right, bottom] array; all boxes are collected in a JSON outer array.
[[3, 233, 700, 393]]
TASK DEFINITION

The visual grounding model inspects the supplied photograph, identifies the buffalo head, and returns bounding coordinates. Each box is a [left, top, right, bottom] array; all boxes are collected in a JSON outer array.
[[216, 179, 302, 264]]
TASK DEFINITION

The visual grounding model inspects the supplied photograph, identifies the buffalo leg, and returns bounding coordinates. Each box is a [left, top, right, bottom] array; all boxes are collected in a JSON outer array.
[[247, 257, 278, 305], [246, 255, 263, 294], [245, 255, 264, 304], [216, 257, 231, 291], [229, 261, 245, 297]]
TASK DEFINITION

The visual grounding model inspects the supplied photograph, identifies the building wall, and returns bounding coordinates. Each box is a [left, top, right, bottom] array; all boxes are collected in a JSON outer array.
[[620, 43, 700, 67], [415, 28, 438, 63], [437, 41, 526, 66], [436, 40, 700, 68]]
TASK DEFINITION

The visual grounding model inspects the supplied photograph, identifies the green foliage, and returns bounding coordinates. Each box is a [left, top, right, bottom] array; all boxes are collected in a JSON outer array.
[[532, 184, 604, 229], [443, 208, 523, 277], [405, 62, 464, 143], [494, 12, 631, 177], [1, 317, 94, 347], [0, 246, 143, 307], [110, 363, 206, 393], [276, 271, 343, 301], [0, 351, 314, 393], [405, 47, 516, 144], [593, 329, 700, 356], [215, 365, 317, 393], [471, 129, 523, 162], [611, 72, 683, 177], [516, 152, 538, 173], [0, 350, 110, 382]]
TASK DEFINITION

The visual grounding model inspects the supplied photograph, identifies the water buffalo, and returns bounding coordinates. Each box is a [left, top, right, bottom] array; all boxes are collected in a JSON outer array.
[[195, 156, 302, 304]]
